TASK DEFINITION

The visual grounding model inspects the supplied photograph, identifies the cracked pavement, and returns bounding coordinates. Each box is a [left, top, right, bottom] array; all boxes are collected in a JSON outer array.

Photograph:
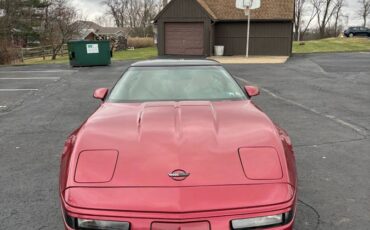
[[0, 53, 369, 229]]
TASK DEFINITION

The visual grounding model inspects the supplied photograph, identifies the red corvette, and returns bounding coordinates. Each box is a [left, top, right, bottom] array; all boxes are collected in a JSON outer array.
[[60, 60, 297, 230]]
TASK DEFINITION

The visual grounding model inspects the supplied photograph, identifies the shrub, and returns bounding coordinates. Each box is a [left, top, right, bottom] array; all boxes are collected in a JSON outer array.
[[0, 40, 20, 65], [127, 37, 154, 48]]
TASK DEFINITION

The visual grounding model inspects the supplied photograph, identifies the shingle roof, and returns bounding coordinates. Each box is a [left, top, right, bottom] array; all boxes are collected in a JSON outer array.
[[96, 27, 127, 35], [197, 0, 294, 21]]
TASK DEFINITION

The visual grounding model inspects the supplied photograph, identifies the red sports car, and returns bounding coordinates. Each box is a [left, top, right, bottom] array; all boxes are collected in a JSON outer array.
[[60, 60, 297, 230]]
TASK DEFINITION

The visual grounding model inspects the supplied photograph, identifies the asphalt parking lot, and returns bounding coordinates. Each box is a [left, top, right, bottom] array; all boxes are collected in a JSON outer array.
[[0, 52, 369, 229]]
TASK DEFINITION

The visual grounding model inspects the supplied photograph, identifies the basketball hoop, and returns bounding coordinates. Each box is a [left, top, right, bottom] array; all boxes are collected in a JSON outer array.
[[236, 0, 261, 10]]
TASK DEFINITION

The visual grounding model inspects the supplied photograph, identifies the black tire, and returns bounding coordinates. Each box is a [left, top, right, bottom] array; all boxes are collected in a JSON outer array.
[[349, 33, 354, 37]]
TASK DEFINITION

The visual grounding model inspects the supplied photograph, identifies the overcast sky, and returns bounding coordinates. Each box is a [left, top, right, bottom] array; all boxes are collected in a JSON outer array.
[[70, 0, 107, 22], [70, 0, 366, 27]]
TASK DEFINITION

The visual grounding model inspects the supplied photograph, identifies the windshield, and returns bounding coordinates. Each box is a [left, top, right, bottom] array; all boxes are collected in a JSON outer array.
[[107, 66, 247, 102]]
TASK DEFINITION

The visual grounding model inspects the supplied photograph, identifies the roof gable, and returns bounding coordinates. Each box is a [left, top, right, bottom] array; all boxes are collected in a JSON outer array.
[[154, 0, 213, 21]]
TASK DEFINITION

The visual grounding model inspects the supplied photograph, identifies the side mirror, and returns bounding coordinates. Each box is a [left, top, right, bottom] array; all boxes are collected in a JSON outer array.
[[93, 88, 109, 101], [245, 85, 260, 97]]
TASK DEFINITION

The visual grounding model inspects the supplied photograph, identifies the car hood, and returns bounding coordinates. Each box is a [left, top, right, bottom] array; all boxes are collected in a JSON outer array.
[[69, 101, 288, 188]]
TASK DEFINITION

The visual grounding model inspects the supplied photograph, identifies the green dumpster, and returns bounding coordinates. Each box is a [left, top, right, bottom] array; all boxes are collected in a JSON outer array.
[[67, 40, 111, 67]]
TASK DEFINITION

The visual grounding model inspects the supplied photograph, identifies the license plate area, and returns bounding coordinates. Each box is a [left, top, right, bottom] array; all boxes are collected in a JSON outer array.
[[151, 221, 210, 230]]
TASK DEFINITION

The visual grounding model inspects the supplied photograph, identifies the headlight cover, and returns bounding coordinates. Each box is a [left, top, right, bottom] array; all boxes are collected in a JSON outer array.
[[77, 219, 130, 230], [231, 211, 293, 229], [64, 211, 130, 230]]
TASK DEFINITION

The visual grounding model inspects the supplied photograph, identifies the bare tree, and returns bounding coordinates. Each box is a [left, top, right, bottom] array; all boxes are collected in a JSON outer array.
[[312, 0, 338, 38], [358, 0, 370, 27], [139, 0, 157, 36], [42, 0, 81, 60], [103, 0, 142, 28], [103, 0, 128, 27], [295, 0, 306, 41], [332, 0, 345, 36], [94, 15, 114, 27], [299, 1, 320, 40], [103, 0, 161, 37], [127, 0, 141, 29]]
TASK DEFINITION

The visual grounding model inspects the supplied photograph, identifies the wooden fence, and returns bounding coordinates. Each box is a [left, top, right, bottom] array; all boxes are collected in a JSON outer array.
[[20, 44, 68, 62]]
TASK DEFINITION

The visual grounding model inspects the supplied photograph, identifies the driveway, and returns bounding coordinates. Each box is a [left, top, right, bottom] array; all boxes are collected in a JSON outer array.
[[0, 52, 369, 229]]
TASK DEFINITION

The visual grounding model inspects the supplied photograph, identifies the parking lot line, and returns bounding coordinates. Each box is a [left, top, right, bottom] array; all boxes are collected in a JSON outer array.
[[0, 70, 77, 73], [0, 89, 39, 91], [0, 77, 60, 80], [235, 76, 367, 136]]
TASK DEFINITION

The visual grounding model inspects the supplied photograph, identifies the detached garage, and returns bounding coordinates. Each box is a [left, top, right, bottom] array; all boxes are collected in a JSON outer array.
[[154, 0, 294, 56]]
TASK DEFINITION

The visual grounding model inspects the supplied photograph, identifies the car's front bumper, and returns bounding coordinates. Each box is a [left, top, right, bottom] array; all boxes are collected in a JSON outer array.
[[61, 194, 296, 230]]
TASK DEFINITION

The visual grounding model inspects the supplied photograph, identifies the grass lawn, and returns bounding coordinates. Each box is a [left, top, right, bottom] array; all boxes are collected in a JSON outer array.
[[112, 47, 157, 61], [23, 55, 69, 65], [21, 47, 158, 65], [293, 37, 370, 54]]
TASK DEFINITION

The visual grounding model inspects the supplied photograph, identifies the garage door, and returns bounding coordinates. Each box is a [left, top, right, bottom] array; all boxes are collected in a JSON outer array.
[[165, 23, 204, 55]]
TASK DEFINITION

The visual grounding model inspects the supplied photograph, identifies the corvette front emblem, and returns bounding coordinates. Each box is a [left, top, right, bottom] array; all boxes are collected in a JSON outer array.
[[168, 169, 190, 181]]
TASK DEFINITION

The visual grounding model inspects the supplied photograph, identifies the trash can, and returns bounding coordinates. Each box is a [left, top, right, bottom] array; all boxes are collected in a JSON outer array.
[[214, 45, 224, 56], [67, 40, 111, 67]]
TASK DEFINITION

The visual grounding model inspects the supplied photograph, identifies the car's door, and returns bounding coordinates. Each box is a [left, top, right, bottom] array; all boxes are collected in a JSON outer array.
[[358, 27, 367, 36], [352, 27, 359, 36]]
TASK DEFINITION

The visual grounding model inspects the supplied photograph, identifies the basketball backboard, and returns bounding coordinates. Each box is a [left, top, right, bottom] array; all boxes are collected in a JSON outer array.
[[235, 0, 261, 10]]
